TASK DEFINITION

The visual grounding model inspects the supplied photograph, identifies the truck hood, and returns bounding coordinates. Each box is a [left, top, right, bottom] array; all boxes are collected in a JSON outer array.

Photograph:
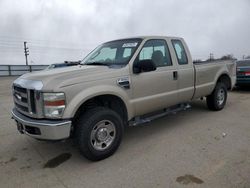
[[18, 65, 127, 91]]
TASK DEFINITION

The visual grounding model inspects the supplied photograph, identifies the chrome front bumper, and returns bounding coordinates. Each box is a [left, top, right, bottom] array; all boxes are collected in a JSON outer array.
[[11, 108, 72, 140]]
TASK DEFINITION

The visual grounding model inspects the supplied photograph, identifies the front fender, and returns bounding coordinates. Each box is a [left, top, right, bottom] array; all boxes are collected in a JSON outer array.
[[63, 85, 134, 120]]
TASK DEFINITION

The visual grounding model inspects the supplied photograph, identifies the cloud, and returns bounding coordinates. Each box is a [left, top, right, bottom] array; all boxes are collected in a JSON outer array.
[[0, 0, 249, 64]]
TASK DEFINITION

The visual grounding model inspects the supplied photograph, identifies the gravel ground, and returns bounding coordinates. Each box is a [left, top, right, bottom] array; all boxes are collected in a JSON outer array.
[[0, 76, 249, 188]]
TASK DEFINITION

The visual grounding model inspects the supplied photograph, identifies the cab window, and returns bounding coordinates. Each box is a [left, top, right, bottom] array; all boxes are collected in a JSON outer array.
[[137, 39, 172, 67], [172, 40, 188, 65]]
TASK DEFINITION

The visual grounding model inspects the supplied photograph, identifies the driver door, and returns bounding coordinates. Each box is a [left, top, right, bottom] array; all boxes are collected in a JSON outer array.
[[130, 39, 179, 116]]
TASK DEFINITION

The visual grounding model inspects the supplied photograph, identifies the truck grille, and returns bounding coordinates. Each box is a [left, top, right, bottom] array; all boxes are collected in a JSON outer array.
[[13, 85, 37, 116]]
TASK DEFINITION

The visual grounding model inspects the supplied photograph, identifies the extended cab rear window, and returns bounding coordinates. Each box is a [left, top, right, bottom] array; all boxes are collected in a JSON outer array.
[[171, 40, 188, 65]]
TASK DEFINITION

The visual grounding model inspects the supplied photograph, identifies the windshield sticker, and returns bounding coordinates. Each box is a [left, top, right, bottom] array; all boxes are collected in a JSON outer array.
[[122, 42, 138, 48]]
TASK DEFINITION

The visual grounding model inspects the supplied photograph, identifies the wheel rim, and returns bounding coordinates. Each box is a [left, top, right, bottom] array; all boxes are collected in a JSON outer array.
[[90, 120, 116, 151], [217, 88, 225, 106]]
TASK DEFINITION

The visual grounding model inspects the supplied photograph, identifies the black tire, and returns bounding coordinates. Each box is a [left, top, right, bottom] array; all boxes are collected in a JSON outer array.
[[206, 82, 227, 111], [75, 107, 124, 161]]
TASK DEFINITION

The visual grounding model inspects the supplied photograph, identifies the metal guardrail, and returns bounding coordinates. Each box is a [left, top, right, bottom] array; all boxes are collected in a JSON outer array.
[[0, 65, 48, 76]]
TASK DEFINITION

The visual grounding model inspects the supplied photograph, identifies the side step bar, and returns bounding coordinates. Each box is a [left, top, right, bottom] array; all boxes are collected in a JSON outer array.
[[129, 103, 191, 126]]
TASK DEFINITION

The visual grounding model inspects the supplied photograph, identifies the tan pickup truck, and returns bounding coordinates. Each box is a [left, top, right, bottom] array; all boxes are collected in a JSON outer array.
[[12, 36, 236, 161]]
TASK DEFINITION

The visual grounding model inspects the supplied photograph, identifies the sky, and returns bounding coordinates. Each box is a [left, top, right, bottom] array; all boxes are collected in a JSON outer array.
[[0, 0, 249, 65]]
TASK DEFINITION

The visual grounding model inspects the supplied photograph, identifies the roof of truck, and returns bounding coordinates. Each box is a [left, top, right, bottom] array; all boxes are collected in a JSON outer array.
[[107, 36, 183, 42]]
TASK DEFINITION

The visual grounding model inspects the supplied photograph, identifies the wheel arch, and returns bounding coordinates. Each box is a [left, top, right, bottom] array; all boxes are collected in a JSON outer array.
[[73, 94, 129, 124], [216, 73, 232, 90], [62, 84, 134, 120]]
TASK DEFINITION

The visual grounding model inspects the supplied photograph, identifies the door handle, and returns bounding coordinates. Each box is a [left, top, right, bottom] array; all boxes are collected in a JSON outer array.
[[173, 71, 178, 80]]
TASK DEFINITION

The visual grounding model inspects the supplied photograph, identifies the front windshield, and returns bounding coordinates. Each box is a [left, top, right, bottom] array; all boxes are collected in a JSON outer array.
[[82, 38, 142, 66]]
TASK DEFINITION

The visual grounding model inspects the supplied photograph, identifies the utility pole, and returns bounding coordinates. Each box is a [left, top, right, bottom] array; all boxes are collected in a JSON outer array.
[[209, 53, 214, 61], [24, 41, 29, 65]]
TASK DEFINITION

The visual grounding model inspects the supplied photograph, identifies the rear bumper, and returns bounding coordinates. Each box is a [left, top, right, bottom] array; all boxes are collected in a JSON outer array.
[[11, 108, 72, 140]]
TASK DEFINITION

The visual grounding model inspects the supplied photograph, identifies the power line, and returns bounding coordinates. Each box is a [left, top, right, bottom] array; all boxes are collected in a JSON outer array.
[[29, 45, 88, 51], [0, 35, 96, 46], [0, 42, 92, 53]]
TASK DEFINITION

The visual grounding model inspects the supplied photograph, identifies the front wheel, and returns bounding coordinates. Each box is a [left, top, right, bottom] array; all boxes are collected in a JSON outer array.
[[206, 82, 227, 111], [75, 107, 124, 161]]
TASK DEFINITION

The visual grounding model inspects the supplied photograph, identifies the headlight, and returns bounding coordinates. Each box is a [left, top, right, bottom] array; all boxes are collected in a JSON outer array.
[[43, 92, 66, 118]]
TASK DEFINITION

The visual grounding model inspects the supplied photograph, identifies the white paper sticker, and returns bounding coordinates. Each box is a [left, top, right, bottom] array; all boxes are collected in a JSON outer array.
[[122, 42, 138, 48]]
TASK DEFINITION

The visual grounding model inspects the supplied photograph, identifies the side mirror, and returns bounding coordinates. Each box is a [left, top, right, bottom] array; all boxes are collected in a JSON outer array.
[[133, 59, 156, 74]]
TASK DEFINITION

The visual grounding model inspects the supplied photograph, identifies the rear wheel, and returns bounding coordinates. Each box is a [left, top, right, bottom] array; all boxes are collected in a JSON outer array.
[[206, 82, 227, 111], [75, 107, 124, 161]]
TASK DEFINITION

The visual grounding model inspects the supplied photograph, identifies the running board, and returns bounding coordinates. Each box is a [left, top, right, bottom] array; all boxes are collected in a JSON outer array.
[[129, 103, 191, 126]]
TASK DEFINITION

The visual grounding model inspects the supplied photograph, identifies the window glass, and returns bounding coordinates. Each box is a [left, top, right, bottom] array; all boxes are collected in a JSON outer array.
[[123, 48, 132, 58], [237, 60, 250, 67], [93, 47, 117, 62], [172, 40, 188, 65], [138, 39, 172, 67], [82, 39, 142, 65]]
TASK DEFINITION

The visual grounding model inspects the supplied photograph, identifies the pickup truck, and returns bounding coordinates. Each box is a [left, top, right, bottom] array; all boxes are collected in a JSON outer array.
[[11, 36, 236, 161]]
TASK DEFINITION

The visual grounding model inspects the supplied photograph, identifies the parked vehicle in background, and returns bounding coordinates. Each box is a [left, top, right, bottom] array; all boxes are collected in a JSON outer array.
[[46, 60, 81, 69], [11, 36, 236, 161], [236, 59, 250, 86]]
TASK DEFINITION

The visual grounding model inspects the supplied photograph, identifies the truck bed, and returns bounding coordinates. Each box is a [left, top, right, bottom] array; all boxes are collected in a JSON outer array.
[[193, 59, 236, 65], [193, 59, 236, 99]]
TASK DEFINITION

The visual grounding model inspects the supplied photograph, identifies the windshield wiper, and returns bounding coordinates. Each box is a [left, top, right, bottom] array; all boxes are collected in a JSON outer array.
[[64, 60, 82, 64], [84, 62, 109, 66]]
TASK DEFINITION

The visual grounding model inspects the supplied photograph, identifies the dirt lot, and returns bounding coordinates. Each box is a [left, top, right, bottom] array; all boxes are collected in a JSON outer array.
[[0, 76, 249, 188]]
